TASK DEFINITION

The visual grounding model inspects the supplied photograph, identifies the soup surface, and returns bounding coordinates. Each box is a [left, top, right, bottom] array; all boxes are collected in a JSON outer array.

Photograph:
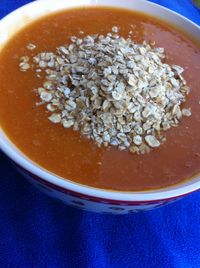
[[0, 7, 200, 191]]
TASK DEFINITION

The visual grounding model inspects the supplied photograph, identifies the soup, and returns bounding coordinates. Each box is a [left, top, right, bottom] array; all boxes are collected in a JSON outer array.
[[0, 7, 200, 191]]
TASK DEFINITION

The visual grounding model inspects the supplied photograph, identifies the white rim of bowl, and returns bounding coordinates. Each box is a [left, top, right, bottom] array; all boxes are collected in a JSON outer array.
[[0, 0, 200, 202]]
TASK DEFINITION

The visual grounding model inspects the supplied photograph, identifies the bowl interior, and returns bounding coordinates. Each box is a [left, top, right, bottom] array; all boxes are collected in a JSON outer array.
[[0, 0, 200, 201]]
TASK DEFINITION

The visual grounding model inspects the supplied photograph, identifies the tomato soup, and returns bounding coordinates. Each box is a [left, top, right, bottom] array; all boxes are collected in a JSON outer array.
[[0, 7, 200, 191]]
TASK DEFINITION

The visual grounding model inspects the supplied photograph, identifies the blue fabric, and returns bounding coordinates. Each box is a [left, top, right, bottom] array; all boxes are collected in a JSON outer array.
[[0, 1, 200, 267]]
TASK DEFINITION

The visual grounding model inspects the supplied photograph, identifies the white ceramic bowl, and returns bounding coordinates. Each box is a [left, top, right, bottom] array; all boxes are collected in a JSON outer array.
[[0, 0, 199, 214]]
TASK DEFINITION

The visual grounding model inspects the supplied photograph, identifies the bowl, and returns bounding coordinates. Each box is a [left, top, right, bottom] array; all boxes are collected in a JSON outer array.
[[0, 0, 199, 214]]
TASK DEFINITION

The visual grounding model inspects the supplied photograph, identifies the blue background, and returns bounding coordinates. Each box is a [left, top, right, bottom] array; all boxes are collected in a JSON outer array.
[[0, 1, 200, 267]]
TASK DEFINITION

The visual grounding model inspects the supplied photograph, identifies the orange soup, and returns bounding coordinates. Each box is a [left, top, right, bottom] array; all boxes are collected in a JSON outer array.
[[0, 7, 200, 191]]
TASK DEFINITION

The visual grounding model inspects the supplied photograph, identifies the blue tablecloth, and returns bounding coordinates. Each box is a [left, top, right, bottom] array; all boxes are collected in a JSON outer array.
[[0, 1, 200, 267]]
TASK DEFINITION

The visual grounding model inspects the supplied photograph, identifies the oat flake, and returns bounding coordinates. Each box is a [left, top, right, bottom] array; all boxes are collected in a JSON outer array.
[[19, 26, 192, 154]]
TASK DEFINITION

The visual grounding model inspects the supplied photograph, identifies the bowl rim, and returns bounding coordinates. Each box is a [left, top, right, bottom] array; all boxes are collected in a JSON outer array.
[[0, 0, 200, 202]]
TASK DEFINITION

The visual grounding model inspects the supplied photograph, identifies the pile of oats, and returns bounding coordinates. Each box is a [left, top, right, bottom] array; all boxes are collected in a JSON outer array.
[[20, 26, 191, 154]]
